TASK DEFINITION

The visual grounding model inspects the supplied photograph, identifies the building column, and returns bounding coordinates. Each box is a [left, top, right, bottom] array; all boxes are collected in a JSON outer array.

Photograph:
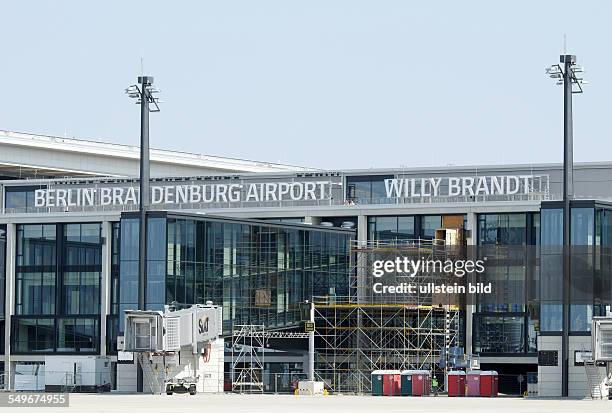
[[356, 215, 367, 246], [4, 224, 16, 390], [100, 221, 112, 357], [465, 212, 477, 358], [356, 215, 368, 303]]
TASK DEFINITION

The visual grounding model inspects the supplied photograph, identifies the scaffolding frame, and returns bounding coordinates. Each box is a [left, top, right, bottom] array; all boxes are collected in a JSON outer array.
[[231, 324, 266, 393], [313, 238, 461, 394]]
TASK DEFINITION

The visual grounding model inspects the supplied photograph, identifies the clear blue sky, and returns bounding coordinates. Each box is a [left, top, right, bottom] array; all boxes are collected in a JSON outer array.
[[1, 1, 610, 170]]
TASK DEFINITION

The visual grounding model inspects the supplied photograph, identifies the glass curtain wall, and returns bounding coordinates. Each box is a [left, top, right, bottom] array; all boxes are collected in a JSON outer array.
[[368, 216, 415, 242], [539, 202, 612, 336], [474, 213, 539, 354], [107, 222, 121, 354], [345, 175, 394, 204], [597, 208, 612, 318], [116, 213, 353, 337], [367, 215, 446, 242], [12, 223, 102, 354], [540, 208, 563, 333], [570, 208, 594, 332]]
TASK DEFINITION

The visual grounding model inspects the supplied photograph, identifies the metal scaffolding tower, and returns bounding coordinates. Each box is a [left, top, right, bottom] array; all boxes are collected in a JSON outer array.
[[230, 325, 311, 393], [231, 325, 266, 393], [313, 238, 461, 394]]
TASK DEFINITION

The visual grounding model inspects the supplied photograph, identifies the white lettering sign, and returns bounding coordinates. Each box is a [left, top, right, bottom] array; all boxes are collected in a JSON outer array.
[[34, 181, 331, 208], [29, 175, 546, 209], [384, 175, 538, 198]]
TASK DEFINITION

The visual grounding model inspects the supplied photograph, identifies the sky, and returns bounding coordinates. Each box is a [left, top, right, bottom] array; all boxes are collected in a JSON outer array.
[[0, 1, 611, 170]]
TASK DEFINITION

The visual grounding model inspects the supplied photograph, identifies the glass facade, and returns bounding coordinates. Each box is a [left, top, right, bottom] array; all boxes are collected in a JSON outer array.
[[597, 208, 612, 317], [367, 215, 450, 242], [107, 222, 121, 354], [540, 207, 563, 332], [570, 208, 594, 332], [368, 216, 415, 242], [5, 200, 612, 360], [539, 201, 612, 334], [346, 175, 394, 204], [4, 186, 43, 213], [12, 223, 102, 354], [113, 213, 353, 343], [474, 213, 539, 354]]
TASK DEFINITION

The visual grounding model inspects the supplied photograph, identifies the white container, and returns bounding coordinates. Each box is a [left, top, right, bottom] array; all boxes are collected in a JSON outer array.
[[14, 364, 45, 391], [45, 356, 111, 392], [297, 380, 325, 395]]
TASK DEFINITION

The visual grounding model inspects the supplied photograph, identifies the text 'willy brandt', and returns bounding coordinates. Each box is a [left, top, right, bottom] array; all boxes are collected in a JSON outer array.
[[384, 175, 538, 198]]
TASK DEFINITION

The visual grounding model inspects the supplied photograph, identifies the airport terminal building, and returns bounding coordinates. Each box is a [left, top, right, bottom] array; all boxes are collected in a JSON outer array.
[[1, 130, 612, 397]]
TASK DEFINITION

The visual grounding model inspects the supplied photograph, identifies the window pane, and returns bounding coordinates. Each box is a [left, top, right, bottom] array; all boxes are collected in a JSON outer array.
[[422, 216, 441, 238]]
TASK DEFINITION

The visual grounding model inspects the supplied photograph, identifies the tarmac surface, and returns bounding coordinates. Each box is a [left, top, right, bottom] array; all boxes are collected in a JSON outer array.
[[0, 393, 609, 413]]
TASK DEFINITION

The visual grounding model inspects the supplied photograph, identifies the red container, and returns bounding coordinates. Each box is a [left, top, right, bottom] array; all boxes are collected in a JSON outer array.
[[466, 370, 481, 396], [383, 371, 401, 396], [447, 371, 466, 397], [480, 371, 498, 397], [411, 370, 431, 396]]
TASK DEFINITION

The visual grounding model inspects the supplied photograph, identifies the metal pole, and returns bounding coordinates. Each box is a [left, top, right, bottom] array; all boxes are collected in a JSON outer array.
[[309, 301, 315, 381], [136, 75, 153, 393], [561, 54, 575, 398]]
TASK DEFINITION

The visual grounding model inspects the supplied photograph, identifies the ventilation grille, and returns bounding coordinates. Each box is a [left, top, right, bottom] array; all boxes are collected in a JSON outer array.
[[165, 318, 180, 351]]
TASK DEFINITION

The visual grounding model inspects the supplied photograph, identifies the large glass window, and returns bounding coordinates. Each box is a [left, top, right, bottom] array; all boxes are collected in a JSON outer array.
[[540, 208, 563, 332], [4, 186, 43, 212], [13, 223, 102, 354], [119, 218, 139, 332], [346, 175, 394, 204], [15, 225, 57, 315], [119, 214, 353, 335], [368, 216, 415, 242], [107, 222, 121, 354], [570, 208, 595, 332], [147, 217, 167, 311], [62, 224, 102, 315], [598, 209, 612, 312], [474, 315, 528, 354], [478, 214, 527, 245], [12, 318, 55, 353], [56, 318, 98, 353], [421, 216, 442, 238], [474, 213, 539, 353]]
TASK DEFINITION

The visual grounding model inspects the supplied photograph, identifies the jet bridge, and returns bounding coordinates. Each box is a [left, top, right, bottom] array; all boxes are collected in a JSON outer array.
[[122, 304, 221, 354], [591, 317, 612, 399], [118, 304, 224, 394]]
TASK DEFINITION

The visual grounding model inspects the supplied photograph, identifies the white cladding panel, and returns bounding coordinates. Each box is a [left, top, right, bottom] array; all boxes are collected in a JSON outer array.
[[195, 307, 220, 343], [593, 318, 612, 361]]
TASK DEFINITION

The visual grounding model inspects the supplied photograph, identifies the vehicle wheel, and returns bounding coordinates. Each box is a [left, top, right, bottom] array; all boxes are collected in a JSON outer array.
[[189, 385, 197, 395], [166, 391, 173, 395]]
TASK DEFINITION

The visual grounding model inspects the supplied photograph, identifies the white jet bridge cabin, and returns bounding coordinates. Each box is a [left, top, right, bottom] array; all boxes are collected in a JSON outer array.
[[119, 304, 224, 394]]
